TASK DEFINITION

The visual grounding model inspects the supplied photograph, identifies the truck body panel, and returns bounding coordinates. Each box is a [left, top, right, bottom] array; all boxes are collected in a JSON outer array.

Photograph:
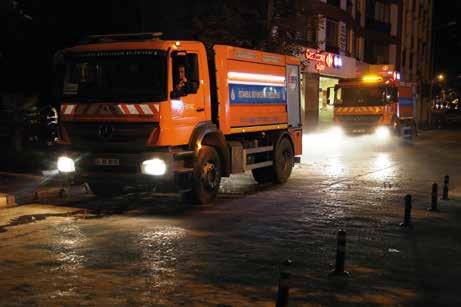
[[213, 45, 299, 135], [397, 82, 416, 119]]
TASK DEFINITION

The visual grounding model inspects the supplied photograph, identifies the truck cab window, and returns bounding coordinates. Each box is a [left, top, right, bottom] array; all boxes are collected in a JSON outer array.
[[172, 53, 199, 97]]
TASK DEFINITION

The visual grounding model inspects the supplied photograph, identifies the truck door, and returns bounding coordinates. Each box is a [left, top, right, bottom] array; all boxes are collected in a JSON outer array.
[[170, 52, 206, 129]]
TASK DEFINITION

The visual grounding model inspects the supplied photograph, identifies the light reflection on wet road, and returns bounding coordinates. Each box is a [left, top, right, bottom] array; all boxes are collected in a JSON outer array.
[[1, 130, 461, 306]]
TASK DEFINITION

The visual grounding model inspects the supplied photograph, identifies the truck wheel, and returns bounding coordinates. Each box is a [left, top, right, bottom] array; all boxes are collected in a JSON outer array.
[[273, 137, 294, 184], [252, 167, 274, 184], [88, 182, 124, 197], [190, 146, 222, 204], [252, 137, 294, 184]]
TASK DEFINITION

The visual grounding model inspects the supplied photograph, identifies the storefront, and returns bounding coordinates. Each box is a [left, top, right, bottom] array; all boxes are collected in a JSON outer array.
[[298, 48, 368, 128]]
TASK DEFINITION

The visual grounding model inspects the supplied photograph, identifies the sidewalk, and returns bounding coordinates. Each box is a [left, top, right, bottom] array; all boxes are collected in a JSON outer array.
[[0, 171, 89, 206]]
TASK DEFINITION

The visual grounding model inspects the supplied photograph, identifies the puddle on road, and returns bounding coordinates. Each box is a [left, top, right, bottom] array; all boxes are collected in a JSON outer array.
[[0, 210, 86, 233]]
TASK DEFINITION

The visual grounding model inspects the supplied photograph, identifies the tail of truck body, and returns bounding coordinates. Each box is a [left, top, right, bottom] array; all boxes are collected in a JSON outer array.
[[55, 35, 302, 203]]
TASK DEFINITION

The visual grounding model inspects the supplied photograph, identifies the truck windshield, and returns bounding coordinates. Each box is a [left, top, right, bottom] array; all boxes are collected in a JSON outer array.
[[62, 50, 167, 102], [335, 86, 394, 107]]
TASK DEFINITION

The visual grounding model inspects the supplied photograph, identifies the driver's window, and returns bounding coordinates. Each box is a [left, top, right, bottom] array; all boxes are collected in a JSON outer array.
[[171, 53, 199, 97]]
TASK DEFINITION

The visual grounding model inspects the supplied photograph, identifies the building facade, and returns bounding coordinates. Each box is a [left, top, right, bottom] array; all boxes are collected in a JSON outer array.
[[283, 0, 434, 130], [400, 0, 433, 126], [294, 0, 405, 128]]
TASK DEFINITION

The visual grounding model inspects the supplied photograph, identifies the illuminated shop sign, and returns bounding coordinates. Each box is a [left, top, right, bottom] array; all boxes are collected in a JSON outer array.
[[302, 48, 342, 71], [333, 55, 343, 68]]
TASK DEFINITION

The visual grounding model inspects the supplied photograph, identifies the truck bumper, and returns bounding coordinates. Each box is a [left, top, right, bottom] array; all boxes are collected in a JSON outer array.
[[55, 150, 194, 192]]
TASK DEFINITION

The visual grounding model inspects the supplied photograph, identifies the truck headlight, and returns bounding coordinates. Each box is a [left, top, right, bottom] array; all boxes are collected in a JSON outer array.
[[141, 159, 167, 176], [375, 126, 390, 140], [57, 156, 75, 173]]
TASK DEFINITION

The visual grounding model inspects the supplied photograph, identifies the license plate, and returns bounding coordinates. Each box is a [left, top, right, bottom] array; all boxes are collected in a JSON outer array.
[[94, 158, 120, 166]]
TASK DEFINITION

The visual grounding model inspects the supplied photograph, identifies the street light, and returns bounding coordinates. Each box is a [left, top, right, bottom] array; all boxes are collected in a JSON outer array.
[[437, 74, 445, 82]]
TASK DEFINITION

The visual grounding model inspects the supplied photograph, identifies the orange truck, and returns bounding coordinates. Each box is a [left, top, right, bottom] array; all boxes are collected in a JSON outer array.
[[54, 33, 302, 203], [332, 71, 416, 140]]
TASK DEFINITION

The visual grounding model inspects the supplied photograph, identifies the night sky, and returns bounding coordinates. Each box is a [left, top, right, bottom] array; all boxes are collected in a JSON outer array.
[[1, 0, 459, 99], [432, 0, 459, 89]]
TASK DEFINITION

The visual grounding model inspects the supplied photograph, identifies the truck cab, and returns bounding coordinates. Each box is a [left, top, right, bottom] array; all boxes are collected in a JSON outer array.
[[333, 74, 400, 138]]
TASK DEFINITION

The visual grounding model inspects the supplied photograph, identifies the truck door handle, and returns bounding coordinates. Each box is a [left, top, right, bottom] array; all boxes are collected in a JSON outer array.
[[196, 108, 205, 112]]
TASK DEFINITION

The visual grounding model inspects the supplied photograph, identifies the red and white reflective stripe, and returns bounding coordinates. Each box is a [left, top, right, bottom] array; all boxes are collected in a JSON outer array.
[[118, 104, 159, 115], [61, 104, 77, 115], [139, 104, 153, 115]]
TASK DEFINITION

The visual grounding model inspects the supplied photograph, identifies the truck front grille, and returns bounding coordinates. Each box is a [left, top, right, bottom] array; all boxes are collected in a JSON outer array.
[[336, 115, 382, 124], [63, 122, 157, 152]]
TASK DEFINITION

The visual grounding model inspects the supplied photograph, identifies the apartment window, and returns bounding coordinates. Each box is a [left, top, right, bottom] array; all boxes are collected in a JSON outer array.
[[347, 0, 353, 15], [347, 27, 355, 56], [366, 0, 375, 18], [365, 41, 389, 64], [325, 19, 339, 53], [327, 0, 340, 7], [375, 1, 390, 23], [402, 49, 406, 67], [356, 0, 362, 19], [355, 36, 361, 59], [375, 44, 388, 64], [306, 18, 318, 46]]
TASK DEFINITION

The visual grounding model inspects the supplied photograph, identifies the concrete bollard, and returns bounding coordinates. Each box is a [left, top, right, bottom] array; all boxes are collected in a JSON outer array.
[[400, 194, 413, 228], [276, 260, 292, 307], [429, 183, 440, 211], [442, 175, 449, 200], [329, 229, 350, 277]]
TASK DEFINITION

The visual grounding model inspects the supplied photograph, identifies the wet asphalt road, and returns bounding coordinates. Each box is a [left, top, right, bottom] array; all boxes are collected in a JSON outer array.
[[1, 129, 461, 306]]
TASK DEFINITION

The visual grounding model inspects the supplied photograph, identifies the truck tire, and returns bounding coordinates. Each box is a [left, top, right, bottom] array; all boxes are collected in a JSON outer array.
[[189, 146, 222, 204], [88, 182, 124, 197], [273, 137, 294, 183], [252, 166, 274, 184], [252, 137, 294, 184]]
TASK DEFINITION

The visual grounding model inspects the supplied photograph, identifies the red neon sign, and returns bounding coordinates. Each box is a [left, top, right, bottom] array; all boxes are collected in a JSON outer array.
[[303, 48, 338, 71]]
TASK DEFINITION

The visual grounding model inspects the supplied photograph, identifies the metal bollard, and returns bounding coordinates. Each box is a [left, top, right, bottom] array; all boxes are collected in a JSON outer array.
[[442, 175, 449, 200], [400, 194, 413, 228], [329, 229, 350, 277], [429, 183, 439, 211], [276, 260, 292, 307]]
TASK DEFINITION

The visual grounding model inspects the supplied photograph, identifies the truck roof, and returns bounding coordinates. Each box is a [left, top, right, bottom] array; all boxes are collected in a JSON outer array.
[[64, 39, 206, 54], [63, 33, 299, 64]]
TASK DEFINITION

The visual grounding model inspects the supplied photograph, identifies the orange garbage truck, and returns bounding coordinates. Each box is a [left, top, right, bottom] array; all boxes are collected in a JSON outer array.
[[53, 33, 302, 203], [332, 71, 416, 140]]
